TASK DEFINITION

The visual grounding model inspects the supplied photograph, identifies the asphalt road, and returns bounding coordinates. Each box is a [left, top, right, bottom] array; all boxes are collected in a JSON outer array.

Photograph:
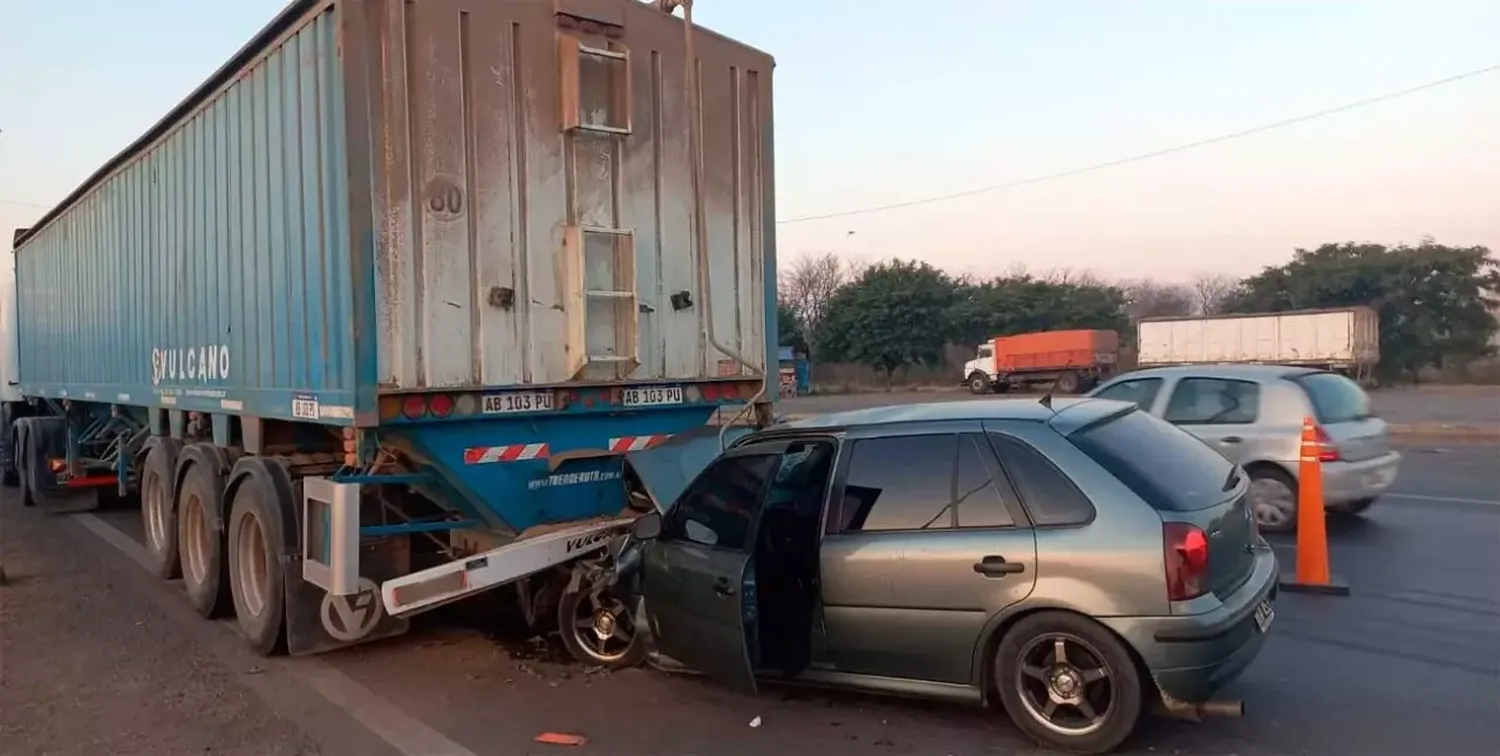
[[2, 440, 1497, 756], [777, 385, 1500, 433]]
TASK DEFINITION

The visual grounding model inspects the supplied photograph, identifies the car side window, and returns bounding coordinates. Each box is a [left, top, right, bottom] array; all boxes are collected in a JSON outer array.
[[1093, 378, 1163, 410], [837, 434, 957, 532], [664, 454, 778, 551], [987, 433, 1095, 527], [955, 434, 1014, 528], [1163, 378, 1260, 425]]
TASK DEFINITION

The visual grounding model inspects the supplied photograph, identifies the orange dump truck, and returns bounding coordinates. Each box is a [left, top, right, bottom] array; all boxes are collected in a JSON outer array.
[[962, 329, 1120, 394]]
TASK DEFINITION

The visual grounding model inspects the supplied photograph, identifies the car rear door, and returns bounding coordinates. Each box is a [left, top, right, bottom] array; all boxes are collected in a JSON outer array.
[[1159, 376, 1267, 466], [819, 426, 1037, 684], [640, 450, 780, 694]]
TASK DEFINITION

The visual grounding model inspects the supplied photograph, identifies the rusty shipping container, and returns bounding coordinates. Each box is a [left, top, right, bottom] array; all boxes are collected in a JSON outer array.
[[12, 0, 776, 423]]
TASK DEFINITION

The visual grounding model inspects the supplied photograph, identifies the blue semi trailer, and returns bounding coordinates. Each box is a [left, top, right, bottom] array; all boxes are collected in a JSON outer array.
[[2, 0, 777, 659]]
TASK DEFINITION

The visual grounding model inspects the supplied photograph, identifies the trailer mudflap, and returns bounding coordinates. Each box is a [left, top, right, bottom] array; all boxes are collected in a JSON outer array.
[[622, 424, 756, 512], [286, 536, 411, 656]]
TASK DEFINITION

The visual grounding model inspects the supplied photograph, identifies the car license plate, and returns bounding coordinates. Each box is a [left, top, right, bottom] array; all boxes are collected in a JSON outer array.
[[1253, 599, 1275, 633], [622, 385, 683, 407], [482, 391, 554, 414]]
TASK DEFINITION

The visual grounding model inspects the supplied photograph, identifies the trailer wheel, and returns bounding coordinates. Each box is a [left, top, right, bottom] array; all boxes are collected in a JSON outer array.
[[1056, 371, 1081, 394], [227, 473, 287, 656], [16, 423, 35, 507], [557, 582, 647, 669], [177, 456, 231, 618], [140, 442, 182, 580]]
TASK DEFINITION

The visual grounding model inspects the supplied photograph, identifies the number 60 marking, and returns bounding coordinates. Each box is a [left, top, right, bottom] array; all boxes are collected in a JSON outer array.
[[425, 178, 464, 219]]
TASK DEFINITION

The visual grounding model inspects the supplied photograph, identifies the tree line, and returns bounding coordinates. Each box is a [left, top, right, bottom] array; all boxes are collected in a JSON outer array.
[[778, 240, 1500, 383]]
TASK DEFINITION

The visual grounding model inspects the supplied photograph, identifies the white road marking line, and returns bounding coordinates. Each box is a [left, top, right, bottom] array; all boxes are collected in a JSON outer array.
[[1383, 493, 1500, 507], [72, 513, 479, 756]]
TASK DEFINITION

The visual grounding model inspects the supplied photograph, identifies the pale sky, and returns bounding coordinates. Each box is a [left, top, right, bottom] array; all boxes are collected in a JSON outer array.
[[1, 0, 1496, 284]]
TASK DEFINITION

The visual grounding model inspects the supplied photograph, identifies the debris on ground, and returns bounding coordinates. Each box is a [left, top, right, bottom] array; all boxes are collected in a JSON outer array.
[[749, 716, 762, 728], [535, 732, 589, 746]]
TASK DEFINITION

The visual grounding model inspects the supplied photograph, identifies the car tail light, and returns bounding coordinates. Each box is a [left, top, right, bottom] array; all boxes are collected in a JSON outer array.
[[1313, 425, 1341, 462], [1164, 522, 1210, 601], [401, 395, 427, 420], [427, 393, 454, 418]]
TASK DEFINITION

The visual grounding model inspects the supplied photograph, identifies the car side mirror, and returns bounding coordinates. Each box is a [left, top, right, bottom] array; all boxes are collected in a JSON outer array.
[[632, 512, 662, 541]]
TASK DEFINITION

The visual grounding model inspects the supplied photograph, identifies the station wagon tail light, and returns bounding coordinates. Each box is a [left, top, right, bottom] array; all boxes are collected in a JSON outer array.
[[1164, 522, 1210, 601], [1313, 425, 1341, 463]]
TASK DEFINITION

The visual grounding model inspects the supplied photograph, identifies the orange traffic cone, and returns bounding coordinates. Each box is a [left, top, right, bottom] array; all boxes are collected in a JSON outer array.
[[1278, 416, 1349, 595]]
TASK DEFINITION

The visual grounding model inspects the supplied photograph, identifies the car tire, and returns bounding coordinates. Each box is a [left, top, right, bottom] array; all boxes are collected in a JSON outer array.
[[968, 373, 992, 395], [994, 611, 1143, 755], [1248, 466, 1298, 534], [557, 583, 648, 670]]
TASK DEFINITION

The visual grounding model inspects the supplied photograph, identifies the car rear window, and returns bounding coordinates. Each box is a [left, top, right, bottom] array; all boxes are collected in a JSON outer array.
[[1068, 409, 1238, 512], [1293, 372, 1371, 423]]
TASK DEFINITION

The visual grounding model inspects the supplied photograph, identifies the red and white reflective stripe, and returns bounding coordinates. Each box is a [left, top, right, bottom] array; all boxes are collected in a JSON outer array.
[[608, 434, 671, 453], [463, 443, 550, 465]]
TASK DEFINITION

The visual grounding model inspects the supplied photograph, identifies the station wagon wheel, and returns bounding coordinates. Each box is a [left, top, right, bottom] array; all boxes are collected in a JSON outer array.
[[557, 584, 647, 669], [994, 612, 1142, 754]]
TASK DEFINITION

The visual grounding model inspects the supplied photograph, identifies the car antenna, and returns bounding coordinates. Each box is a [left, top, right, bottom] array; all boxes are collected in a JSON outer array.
[[1037, 358, 1076, 415]]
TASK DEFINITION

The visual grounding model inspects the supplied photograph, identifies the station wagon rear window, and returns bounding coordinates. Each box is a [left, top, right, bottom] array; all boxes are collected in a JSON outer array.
[[1068, 409, 1238, 512], [1293, 372, 1372, 424]]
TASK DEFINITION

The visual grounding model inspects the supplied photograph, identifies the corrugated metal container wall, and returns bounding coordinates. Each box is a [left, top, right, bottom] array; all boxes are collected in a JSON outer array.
[[356, 0, 771, 390], [14, 5, 357, 420], [1136, 308, 1378, 366]]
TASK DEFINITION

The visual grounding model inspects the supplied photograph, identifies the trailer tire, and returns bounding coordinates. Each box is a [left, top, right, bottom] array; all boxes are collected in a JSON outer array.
[[140, 440, 183, 580], [226, 462, 291, 656], [2, 407, 19, 488], [1056, 370, 1081, 394], [15, 422, 35, 507], [176, 450, 231, 618]]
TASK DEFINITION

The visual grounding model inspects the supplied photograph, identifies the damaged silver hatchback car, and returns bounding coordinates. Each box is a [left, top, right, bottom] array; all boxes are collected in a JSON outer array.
[[562, 398, 1279, 754]]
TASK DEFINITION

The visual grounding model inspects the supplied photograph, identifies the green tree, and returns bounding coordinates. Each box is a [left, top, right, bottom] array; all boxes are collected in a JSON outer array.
[[819, 259, 961, 382], [1224, 241, 1500, 380], [948, 274, 1131, 347], [776, 301, 808, 353]]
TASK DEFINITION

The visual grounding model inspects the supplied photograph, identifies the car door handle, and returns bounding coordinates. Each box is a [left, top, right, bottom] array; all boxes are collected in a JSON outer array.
[[713, 577, 737, 597], [1220, 436, 1243, 444], [973, 556, 1025, 577]]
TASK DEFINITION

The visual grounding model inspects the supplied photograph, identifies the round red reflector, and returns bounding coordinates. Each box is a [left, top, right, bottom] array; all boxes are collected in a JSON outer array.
[[401, 395, 427, 419], [428, 394, 455, 418], [701, 383, 720, 400]]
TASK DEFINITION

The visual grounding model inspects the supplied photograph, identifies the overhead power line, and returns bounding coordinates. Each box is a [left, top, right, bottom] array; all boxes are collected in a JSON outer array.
[[776, 63, 1500, 225], [3, 64, 1497, 220]]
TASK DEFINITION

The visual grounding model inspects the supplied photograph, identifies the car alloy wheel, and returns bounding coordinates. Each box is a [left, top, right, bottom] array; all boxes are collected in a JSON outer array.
[[559, 585, 644, 667], [1249, 470, 1297, 532], [1014, 632, 1116, 737]]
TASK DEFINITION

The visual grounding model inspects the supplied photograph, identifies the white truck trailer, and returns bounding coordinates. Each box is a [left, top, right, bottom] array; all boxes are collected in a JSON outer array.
[[1136, 307, 1380, 380]]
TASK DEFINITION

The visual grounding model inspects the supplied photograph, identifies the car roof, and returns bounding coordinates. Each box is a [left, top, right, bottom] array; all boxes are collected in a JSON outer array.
[[774, 396, 1131, 433], [1110, 363, 1322, 382]]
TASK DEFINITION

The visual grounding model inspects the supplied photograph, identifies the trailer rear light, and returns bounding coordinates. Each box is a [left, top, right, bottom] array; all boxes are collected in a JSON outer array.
[[401, 395, 427, 420], [1313, 425, 1341, 462], [718, 382, 741, 399], [49, 458, 66, 474], [427, 394, 454, 418], [1164, 522, 1209, 601], [700, 383, 719, 401]]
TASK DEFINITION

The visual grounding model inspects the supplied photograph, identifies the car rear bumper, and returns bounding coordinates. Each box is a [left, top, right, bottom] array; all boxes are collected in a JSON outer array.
[[1100, 545, 1278, 704], [1322, 451, 1401, 505]]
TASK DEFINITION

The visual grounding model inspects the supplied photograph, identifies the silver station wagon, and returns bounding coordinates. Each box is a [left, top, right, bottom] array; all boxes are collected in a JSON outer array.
[[1088, 364, 1401, 533], [567, 398, 1279, 754]]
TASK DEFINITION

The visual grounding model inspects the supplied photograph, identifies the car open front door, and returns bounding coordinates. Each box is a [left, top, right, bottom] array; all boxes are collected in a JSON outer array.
[[640, 451, 781, 696]]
